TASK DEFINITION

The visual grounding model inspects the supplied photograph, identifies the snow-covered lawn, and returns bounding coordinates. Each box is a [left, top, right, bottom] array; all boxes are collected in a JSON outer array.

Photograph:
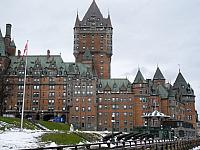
[[193, 146, 200, 150], [0, 128, 46, 150]]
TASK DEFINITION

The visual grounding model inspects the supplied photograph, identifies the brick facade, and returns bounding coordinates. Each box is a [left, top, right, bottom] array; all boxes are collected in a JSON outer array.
[[0, 0, 197, 133]]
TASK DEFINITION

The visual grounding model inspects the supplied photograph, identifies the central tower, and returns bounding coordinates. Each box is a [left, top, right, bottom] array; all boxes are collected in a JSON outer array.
[[73, 0, 113, 79]]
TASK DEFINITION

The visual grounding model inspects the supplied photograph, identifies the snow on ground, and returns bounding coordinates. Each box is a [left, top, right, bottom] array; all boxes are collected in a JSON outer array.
[[193, 146, 200, 150], [0, 128, 46, 150]]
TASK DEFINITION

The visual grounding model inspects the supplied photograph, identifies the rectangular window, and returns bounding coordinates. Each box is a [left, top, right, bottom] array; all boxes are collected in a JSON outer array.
[[88, 106, 91, 111], [75, 106, 79, 111], [49, 85, 55, 90], [33, 85, 40, 90], [49, 92, 55, 97], [33, 92, 39, 97]]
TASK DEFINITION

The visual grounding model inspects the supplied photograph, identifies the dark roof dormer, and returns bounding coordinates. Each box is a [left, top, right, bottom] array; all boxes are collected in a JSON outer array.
[[104, 82, 111, 91]]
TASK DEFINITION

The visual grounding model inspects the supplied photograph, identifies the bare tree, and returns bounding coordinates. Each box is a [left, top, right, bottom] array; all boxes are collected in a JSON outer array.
[[0, 59, 12, 116]]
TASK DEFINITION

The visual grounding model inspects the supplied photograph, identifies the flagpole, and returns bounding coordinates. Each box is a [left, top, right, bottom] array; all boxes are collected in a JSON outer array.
[[20, 41, 28, 131]]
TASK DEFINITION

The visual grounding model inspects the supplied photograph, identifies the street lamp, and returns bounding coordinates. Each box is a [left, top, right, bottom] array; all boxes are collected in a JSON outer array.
[[161, 125, 163, 140], [111, 113, 115, 143]]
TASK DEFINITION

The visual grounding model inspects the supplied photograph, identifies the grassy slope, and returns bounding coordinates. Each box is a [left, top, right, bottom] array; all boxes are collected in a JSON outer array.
[[0, 117, 37, 130], [0, 118, 100, 145], [41, 132, 83, 145], [38, 120, 70, 131], [38, 121, 102, 145], [38, 120, 83, 145]]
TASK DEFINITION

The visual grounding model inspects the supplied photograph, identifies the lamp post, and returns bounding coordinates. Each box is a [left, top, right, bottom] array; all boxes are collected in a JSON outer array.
[[161, 125, 163, 140], [111, 113, 115, 143]]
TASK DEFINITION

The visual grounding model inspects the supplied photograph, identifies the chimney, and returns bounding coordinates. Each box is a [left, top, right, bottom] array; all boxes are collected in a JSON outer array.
[[5, 24, 12, 38], [18, 50, 21, 58]]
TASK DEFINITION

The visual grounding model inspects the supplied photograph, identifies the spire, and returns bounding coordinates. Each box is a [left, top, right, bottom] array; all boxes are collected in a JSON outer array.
[[83, 49, 92, 60], [107, 12, 112, 27], [133, 69, 146, 84], [153, 67, 165, 80], [173, 72, 187, 88], [74, 12, 80, 27], [82, 0, 103, 22], [0, 29, 6, 56]]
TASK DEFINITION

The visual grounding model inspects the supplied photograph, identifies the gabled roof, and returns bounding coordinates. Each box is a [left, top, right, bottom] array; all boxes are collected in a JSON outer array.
[[104, 82, 111, 91], [119, 83, 127, 91], [0, 29, 6, 56], [142, 110, 170, 118], [133, 69, 146, 84], [153, 67, 165, 80], [82, 0, 103, 23]]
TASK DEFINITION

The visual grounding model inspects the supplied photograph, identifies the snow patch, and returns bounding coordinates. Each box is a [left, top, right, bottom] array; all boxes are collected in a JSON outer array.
[[0, 129, 45, 150]]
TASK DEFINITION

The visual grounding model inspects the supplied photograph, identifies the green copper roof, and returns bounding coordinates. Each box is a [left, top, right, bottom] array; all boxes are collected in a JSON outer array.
[[83, 49, 92, 60], [133, 69, 146, 84], [153, 67, 165, 80], [0, 29, 6, 56], [99, 78, 132, 92], [8, 55, 92, 76], [157, 85, 168, 99]]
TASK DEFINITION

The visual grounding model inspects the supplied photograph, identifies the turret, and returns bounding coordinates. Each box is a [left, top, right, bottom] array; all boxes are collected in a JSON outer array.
[[73, 0, 113, 79], [153, 67, 165, 85]]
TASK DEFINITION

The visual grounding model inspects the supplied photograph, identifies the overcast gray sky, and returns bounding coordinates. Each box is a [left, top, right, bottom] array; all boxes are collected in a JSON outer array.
[[0, 0, 200, 114]]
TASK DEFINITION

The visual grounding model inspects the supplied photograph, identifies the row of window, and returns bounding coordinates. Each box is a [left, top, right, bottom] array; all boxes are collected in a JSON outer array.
[[98, 97, 132, 102], [98, 104, 132, 110], [75, 106, 92, 112], [74, 91, 93, 95], [98, 112, 133, 117], [98, 120, 133, 126], [71, 116, 95, 120]]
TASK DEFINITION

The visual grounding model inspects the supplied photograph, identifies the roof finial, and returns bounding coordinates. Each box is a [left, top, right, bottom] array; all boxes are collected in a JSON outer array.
[[108, 8, 110, 16], [76, 8, 79, 16], [178, 64, 181, 73], [138, 64, 140, 71]]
